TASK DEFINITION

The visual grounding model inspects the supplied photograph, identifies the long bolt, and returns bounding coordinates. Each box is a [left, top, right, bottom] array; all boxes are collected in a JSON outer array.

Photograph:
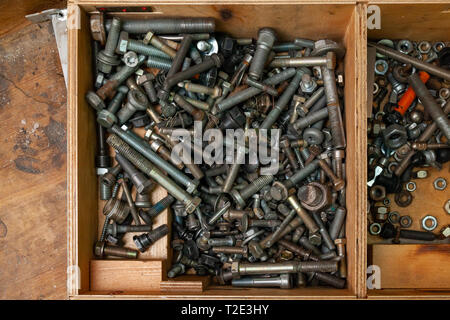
[[123, 38, 172, 60], [249, 28, 277, 80], [270, 52, 336, 69], [265, 209, 297, 248], [243, 76, 278, 96], [409, 73, 450, 142], [287, 195, 319, 234], [97, 17, 121, 73], [143, 31, 177, 58], [139, 195, 175, 225], [232, 274, 292, 289], [231, 260, 338, 276], [311, 272, 346, 288], [105, 18, 215, 34], [368, 42, 450, 81], [116, 153, 153, 194], [321, 66, 346, 149], [292, 107, 329, 131], [106, 134, 201, 213], [312, 212, 335, 251], [146, 56, 172, 70], [259, 216, 303, 248], [94, 241, 137, 259], [179, 82, 222, 98], [212, 246, 248, 257], [107, 223, 152, 237], [230, 175, 274, 207], [133, 224, 169, 252]]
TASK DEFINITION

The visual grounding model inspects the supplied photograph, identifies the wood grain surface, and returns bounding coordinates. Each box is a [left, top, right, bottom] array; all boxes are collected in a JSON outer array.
[[0, 17, 67, 299]]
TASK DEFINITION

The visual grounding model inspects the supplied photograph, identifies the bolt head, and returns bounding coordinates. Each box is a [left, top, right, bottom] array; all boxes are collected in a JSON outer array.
[[128, 89, 149, 111], [123, 51, 139, 67], [279, 274, 293, 289], [326, 52, 337, 70], [90, 13, 106, 45], [94, 241, 106, 257], [86, 91, 105, 111], [332, 178, 346, 191], [116, 31, 129, 54], [97, 50, 120, 73], [311, 39, 346, 60], [231, 262, 240, 279], [270, 181, 288, 201], [137, 73, 155, 85], [97, 109, 117, 128], [308, 232, 322, 246], [185, 197, 202, 214]]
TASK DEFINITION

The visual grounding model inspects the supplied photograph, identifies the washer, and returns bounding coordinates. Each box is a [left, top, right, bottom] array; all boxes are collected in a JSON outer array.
[[421, 215, 438, 231], [383, 198, 391, 206], [434, 177, 447, 191], [369, 223, 382, 235], [395, 190, 413, 207], [445, 199, 450, 215], [388, 211, 400, 224], [399, 215, 412, 228], [406, 181, 417, 192], [374, 59, 389, 75]]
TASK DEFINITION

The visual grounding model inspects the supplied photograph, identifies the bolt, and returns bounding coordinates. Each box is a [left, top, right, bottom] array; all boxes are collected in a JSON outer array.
[[232, 274, 292, 289], [208, 236, 235, 247], [107, 223, 153, 237], [249, 219, 281, 228], [292, 107, 329, 132], [211, 246, 248, 257], [143, 31, 177, 58], [106, 133, 201, 213], [270, 52, 336, 69], [318, 157, 345, 191], [137, 73, 158, 104], [133, 224, 169, 252], [331, 149, 345, 178], [101, 164, 122, 187], [94, 241, 138, 259], [116, 31, 172, 59], [178, 82, 222, 98], [287, 195, 319, 234], [168, 263, 186, 278], [265, 210, 297, 248], [230, 175, 274, 207], [173, 94, 205, 122], [329, 206, 346, 240], [243, 75, 278, 96], [280, 137, 300, 170], [117, 89, 149, 124], [312, 212, 335, 251], [97, 17, 121, 74], [231, 260, 338, 277], [260, 216, 303, 249], [115, 153, 153, 194], [249, 28, 277, 80], [145, 56, 172, 71], [335, 238, 347, 278], [119, 179, 142, 226], [310, 272, 346, 288]]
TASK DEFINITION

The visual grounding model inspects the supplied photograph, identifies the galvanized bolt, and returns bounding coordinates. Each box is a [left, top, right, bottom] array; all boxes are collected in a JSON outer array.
[[97, 17, 121, 74]]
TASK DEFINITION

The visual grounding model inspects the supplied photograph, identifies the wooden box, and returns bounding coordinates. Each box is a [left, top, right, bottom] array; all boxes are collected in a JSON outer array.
[[67, 0, 449, 299]]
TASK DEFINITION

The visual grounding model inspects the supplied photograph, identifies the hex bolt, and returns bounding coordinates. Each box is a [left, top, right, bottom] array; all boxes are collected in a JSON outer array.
[[137, 73, 158, 104], [265, 209, 297, 248], [368, 42, 450, 81], [297, 87, 325, 116], [260, 68, 305, 129], [145, 56, 172, 71], [280, 137, 299, 170], [231, 260, 338, 277], [178, 82, 222, 98], [292, 226, 306, 243], [249, 28, 277, 80], [119, 179, 142, 226], [321, 66, 346, 149], [270, 159, 320, 201], [139, 194, 175, 225], [287, 195, 319, 234], [211, 246, 248, 257], [243, 75, 278, 96], [292, 107, 329, 132], [331, 149, 345, 178], [107, 223, 153, 237], [335, 238, 347, 278], [231, 175, 274, 207], [259, 216, 303, 249], [106, 134, 201, 213], [165, 35, 193, 79], [312, 212, 335, 251], [159, 53, 223, 102], [116, 31, 172, 59], [115, 153, 153, 194], [103, 197, 130, 224], [216, 68, 297, 113], [105, 18, 215, 35], [409, 73, 450, 142], [143, 31, 177, 58], [249, 219, 281, 228], [318, 157, 346, 191], [278, 239, 318, 261], [299, 236, 322, 256], [109, 125, 198, 192], [133, 224, 169, 252], [168, 263, 186, 278], [208, 236, 235, 247], [270, 52, 336, 69], [173, 94, 205, 122], [94, 241, 138, 259], [97, 17, 121, 74], [310, 272, 346, 289], [329, 206, 346, 240], [232, 274, 292, 289]]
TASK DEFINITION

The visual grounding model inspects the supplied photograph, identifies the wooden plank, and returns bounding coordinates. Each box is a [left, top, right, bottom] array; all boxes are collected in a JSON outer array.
[[371, 244, 450, 289], [90, 260, 163, 292], [160, 276, 209, 293], [0, 20, 67, 299]]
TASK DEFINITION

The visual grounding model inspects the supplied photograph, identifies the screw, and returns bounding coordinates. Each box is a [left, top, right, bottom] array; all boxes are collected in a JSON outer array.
[[280, 137, 299, 170], [249, 28, 277, 80], [243, 75, 278, 96], [178, 82, 222, 98], [116, 31, 172, 59], [310, 271, 346, 288], [106, 133, 201, 213], [94, 241, 138, 259], [101, 164, 122, 187], [335, 238, 347, 278], [259, 216, 303, 248], [208, 236, 235, 247], [264, 209, 297, 248], [173, 94, 205, 122], [139, 195, 175, 225], [133, 224, 169, 252], [312, 212, 335, 251], [97, 17, 121, 74], [211, 246, 248, 257], [231, 175, 274, 207], [232, 274, 292, 289], [137, 73, 158, 104]]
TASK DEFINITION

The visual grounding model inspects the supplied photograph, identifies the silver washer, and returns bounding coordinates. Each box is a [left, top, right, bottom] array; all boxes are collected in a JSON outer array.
[[421, 215, 438, 231], [434, 177, 447, 191], [369, 223, 382, 235]]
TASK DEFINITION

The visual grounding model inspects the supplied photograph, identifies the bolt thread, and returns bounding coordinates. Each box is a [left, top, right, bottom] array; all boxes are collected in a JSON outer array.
[[313, 272, 346, 288], [103, 197, 130, 224], [147, 195, 175, 218], [99, 180, 112, 200], [297, 260, 338, 273], [106, 18, 215, 35], [145, 56, 173, 71], [103, 245, 138, 259], [121, 225, 153, 233], [143, 82, 158, 104], [105, 18, 121, 55], [127, 40, 172, 59], [147, 224, 169, 243], [108, 90, 127, 113], [240, 175, 274, 201]]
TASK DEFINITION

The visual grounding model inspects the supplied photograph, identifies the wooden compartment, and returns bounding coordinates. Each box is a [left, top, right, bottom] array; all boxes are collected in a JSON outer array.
[[365, 2, 450, 299], [67, 0, 367, 299]]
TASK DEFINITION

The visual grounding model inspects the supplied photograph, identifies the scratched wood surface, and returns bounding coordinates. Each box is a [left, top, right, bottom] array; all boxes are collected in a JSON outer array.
[[0, 15, 67, 299]]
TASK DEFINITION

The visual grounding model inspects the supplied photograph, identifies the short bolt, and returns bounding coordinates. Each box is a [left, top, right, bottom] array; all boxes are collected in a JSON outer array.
[[249, 28, 277, 80], [107, 223, 153, 237], [97, 17, 121, 74], [133, 224, 169, 252], [94, 241, 138, 259], [318, 157, 345, 191], [168, 263, 186, 278], [231, 175, 274, 207]]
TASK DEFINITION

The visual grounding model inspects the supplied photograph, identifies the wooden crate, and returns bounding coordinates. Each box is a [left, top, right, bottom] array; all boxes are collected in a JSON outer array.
[[365, 1, 450, 299], [66, 0, 448, 299]]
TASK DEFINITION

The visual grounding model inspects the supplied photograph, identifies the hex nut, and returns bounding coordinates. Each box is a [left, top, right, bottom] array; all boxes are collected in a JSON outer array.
[[97, 109, 118, 128], [86, 91, 105, 111], [311, 39, 346, 59], [395, 190, 413, 207], [434, 177, 447, 191], [382, 124, 408, 149], [406, 181, 417, 192], [399, 215, 413, 228], [421, 215, 438, 231], [370, 185, 386, 201], [116, 31, 129, 54]]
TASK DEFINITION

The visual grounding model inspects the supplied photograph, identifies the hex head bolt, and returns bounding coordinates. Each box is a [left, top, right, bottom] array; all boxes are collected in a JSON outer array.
[[318, 157, 345, 191], [310, 272, 346, 289], [231, 260, 338, 277], [105, 18, 215, 35], [106, 134, 201, 213], [264, 210, 297, 248], [115, 153, 153, 194], [277, 239, 318, 261], [287, 195, 319, 235], [280, 137, 299, 170], [222, 150, 246, 193], [248, 28, 277, 80], [298, 87, 325, 117], [109, 125, 198, 192], [409, 73, 450, 142], [216, 68, 297, 113], [232, 274, 292, 289], [270, 52, 336, 69], [137, 73, 158, 104], [259, 216, 303, 249], [368, 42, 450, 82], [139, 195, 175, 224], [312, 212, 335, 251], [173, 93, 205, 122], [159, 53, 223, 103], [335, 238, 347, 278], [168, 263, 186, 278], [116, 31, 172, 60], [107, 223, 153, 237], [270, 159, 320, 201], [394, 100, 450, 176], [117, 89, 149, 124], [260, 68, 306, 130], [321, 66, 346, 149], [329, 206, 346, 240], [133, 224, 169, 252], [243, 75, 278, 96], [230, 175, 274, 208], [94, 241, 138, 259], [97, 17, 121, 74], [143, 31, 177, 58]]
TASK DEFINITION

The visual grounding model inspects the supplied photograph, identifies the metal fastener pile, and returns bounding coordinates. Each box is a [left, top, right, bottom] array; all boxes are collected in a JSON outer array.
[[87, 13, 348, 289], [368, 39, 450, 242]]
